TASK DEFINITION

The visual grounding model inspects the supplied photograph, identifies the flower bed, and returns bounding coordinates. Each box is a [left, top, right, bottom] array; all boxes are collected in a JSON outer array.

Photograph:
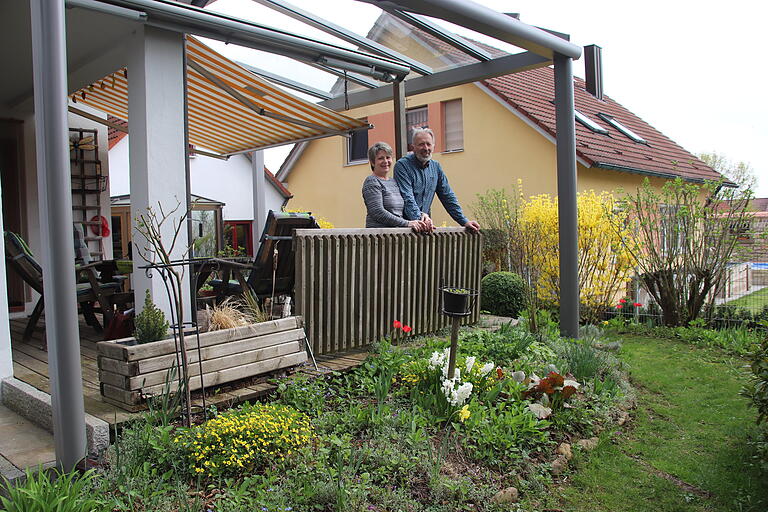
[[96, 316, 308, 411], [88, 320, 634, 511]]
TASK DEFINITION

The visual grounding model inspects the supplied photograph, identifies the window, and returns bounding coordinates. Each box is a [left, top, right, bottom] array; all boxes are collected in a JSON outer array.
[[406, 106, 429, 141], [346, 128, 368, 164], [191, 209, 218, 258], [730, 219, 752, 240], [443, 99, 463, 151], [224, 220, 254, 257], [575, 110, 609, 134], [659, 205, 685, 255], [598, 113, 647, 144]]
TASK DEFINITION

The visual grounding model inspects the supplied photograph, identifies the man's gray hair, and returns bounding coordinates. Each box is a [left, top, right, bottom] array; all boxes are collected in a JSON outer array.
[[367, 141, 393, 167], [410, 127, 434, 144]]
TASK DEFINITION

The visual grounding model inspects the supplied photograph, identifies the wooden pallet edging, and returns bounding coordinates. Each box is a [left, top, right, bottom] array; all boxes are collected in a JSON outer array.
[[97, 317, 308, 410], [96, 316, 302, 361]]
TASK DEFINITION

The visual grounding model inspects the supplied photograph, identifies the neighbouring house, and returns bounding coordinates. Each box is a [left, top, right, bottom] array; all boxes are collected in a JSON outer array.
[[718, 198, 768, 295], [279, 12, 726, 228], [107, 118, 293, 257]]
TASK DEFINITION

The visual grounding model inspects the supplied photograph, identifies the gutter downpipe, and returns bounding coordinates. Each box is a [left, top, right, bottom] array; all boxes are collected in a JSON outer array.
[[30, 0, 87, 470], [554, 53, 579, 338]]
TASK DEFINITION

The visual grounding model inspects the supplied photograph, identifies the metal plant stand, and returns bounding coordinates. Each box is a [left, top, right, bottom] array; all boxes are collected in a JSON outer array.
[[440, 287, 478, 379]]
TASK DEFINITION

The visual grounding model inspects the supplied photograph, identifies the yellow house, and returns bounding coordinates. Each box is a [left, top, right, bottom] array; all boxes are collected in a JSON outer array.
[[278, 13, 723, 227]]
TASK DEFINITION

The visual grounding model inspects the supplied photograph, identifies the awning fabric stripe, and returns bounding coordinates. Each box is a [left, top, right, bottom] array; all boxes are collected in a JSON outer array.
[[70, 36, 369, 155]]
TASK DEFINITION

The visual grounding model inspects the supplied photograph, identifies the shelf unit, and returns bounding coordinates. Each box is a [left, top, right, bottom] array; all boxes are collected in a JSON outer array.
[[70, 127, 107, 260]]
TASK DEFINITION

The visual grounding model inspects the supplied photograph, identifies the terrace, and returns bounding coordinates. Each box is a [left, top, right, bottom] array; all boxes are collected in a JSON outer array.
[[0, 0, 582, 469]]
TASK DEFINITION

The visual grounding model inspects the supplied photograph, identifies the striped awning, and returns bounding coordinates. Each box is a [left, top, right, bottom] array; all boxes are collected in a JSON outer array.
[[70, 36, 370, 156]]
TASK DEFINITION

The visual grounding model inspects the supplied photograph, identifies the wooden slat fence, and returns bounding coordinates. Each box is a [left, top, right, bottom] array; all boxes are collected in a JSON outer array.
[[294, 227, 482, 355]]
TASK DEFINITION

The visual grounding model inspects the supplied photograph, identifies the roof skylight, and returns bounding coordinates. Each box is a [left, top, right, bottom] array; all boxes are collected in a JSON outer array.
[[598, 113, 647, 144], [574, 110, 608, 134]]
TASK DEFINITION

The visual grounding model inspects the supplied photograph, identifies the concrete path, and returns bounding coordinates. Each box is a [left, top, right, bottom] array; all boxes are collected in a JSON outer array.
[[0, 404, 55, 482]]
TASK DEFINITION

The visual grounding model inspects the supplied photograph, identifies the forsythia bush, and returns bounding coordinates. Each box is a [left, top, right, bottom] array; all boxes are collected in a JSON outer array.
[[178, 403, 312, 477], [521, 190, 635, 323]]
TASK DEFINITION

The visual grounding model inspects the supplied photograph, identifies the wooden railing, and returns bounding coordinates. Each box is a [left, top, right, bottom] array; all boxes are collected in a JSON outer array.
[[294, 227, 482, 355]]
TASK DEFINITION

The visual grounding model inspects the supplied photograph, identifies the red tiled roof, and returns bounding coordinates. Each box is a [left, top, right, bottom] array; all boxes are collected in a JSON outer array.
[[750, 198, 768, 212], [483, 69, 723, 182], [107, 115, 128, 150], [265, 167, 292, 199], [382, 14, 725, 183]]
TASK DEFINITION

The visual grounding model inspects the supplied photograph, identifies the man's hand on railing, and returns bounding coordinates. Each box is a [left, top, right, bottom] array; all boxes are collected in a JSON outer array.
[[463, 220, 480, 233]]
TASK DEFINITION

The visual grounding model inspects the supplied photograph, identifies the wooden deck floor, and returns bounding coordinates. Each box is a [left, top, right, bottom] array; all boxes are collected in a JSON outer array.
[[8, 316, 370, 426]]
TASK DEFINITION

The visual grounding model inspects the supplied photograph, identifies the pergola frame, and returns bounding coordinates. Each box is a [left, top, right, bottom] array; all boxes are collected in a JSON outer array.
[[32, 0, 581, 469]]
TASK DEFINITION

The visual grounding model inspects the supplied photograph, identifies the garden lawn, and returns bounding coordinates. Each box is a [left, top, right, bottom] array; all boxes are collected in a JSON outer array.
[[726, 286, 768, 313], [558, 335, 767, 512]]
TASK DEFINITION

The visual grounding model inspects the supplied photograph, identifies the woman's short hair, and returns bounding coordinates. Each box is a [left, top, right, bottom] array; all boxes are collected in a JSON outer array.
[[367, 141, 393, 167], [410, 127, 434, 144]]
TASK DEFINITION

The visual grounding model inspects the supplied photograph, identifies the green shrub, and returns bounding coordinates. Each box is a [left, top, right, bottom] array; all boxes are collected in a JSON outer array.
[[1, 468, 108, 512], [742, 330, 768, 425], [133, 289, 169, 344], [480, 271, 525, 317]]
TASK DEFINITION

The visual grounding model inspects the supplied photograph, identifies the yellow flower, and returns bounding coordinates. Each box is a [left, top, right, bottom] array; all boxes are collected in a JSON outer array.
[[458, 405, 471, 423]]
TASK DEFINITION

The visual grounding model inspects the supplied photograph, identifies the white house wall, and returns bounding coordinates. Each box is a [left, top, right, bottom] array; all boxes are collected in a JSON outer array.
[[109, 136, 287, 221]]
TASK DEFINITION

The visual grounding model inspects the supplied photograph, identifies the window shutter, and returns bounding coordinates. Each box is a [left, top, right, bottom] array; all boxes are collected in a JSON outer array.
[[443, 99, 463, 151]]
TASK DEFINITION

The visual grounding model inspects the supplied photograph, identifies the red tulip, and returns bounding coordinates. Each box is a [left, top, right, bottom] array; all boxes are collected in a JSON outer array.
[[393, 320, 402, 329], [402, 325, 412, 333], [619, 299, 627, 303], [616, 304, 623, 309], [633, 303, 642, 307]]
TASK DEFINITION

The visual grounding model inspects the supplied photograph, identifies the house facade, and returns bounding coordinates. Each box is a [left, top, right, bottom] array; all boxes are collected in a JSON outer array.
[[108, 125, 293, 258], [279, 13, 724, 228]]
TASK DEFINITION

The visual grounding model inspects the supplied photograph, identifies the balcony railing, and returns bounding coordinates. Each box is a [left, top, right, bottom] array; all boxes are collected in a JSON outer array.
[[294, 227, 482, 356]]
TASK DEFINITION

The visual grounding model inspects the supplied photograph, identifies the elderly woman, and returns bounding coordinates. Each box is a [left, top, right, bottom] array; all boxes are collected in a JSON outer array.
[[362, 142, 423, 229]]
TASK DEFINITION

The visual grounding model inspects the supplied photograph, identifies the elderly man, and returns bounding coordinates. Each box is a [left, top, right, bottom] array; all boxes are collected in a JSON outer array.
[[394, 128, 480, 233]]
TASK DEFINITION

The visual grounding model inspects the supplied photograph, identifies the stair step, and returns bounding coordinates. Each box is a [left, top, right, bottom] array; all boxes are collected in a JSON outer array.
[[84, 236, 103, 241]]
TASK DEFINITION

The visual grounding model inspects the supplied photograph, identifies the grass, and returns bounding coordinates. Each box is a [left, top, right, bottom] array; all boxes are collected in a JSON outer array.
[[726, 285, 768, 312], [557, 335, 767, 512]]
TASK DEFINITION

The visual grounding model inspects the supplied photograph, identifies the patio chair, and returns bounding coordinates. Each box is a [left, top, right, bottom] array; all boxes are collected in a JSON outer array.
[[208, 210, 319, 300], [4, 231, 123, 341]]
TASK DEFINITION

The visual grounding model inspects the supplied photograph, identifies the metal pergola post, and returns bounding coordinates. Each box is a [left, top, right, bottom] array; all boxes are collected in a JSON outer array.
[[393, 79, 408, 158], [30, 0, 87, 470], [554, 53, 579, 338]]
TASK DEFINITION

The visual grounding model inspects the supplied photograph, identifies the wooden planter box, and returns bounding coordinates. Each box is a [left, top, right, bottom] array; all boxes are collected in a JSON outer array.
[[96, 316, 308, 411]]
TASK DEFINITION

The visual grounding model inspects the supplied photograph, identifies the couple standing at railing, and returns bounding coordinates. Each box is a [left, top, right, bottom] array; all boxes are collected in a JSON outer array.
[[361, 127, 481, 233]]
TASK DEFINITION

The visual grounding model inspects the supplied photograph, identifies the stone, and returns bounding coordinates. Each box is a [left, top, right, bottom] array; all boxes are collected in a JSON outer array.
[[576, 437, 599, 451], [617, 411, 630, 426], [491, 487, 519, 504], [1, 378, 109, 456], [556, 442, 573, 460], [551, 455, 568, 476]]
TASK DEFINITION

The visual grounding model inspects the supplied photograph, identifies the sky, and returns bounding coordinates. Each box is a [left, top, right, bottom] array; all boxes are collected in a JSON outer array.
[[204, 0, 768, 196]]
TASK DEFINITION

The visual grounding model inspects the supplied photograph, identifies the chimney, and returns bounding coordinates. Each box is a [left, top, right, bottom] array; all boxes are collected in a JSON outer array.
[[584, 44, 603, 100]]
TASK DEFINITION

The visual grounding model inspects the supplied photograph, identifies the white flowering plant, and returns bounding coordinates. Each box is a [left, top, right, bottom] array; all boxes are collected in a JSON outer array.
[[401, 348, 502, 422]]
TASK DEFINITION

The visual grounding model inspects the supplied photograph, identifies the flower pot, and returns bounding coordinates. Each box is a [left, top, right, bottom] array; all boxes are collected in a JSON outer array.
[[440, 287, 477, 316]]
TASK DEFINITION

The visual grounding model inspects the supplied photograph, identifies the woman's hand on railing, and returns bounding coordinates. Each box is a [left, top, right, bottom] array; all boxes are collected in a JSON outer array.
[[408, 219, 427, 232]]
